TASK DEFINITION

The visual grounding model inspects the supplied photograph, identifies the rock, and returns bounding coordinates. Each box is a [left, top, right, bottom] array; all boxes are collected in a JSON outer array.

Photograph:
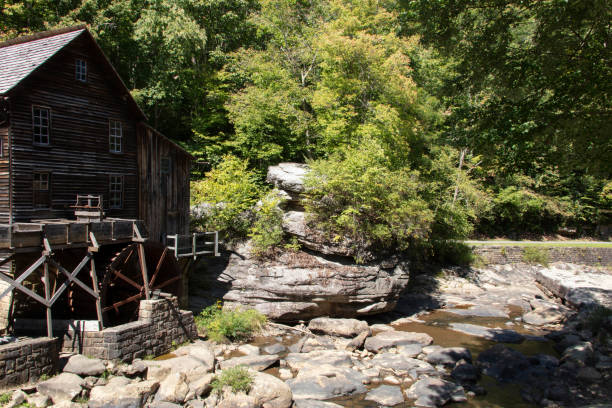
[[50, 402, 86, 408], [37, 373, 84, 403], [144, 355, 211, 382], [278, 368, 293, 380], [285, 350, 353, 372], [299, 335, 336, 352], [308, 317, 369, 338], [173, 342, 216, 371], [576, 367, 601, 382], [449, 323, 525, 343], [425, 347, 472, 366], [238, 344, 260, 356], [365, 385, 404, 406], [397, 344, 423, 358], [266, 163, 308, 193], [7, 390, 26, 408], [451, 361, 479, 383], [249, 371, 293, 408], [370, 324, 395, 333], [476, 345, 530, 382], [365, 331, 433, 353], [562, 342, 594, 366], [287, 365, 367, 400], [188, 373, 213, 398], [383, 375, 401, 385], [405, 378, 466, 407], [522, 307, 567, 326], [156, 372, 190, 403], [293, 400, 344, 408], [217, 393, 257, 408], [535, 267, 612, 308], [117, 359, 148, 378], [347, 330, 370, 351], [204, 242, 409, 321], [26, 392, 51, 408], [149, 402, 182, 408], [62, 354, 106, 377], [445, 306, 508, 318], [89, 379, 159, 408], [371, 353, 426, 373], [263, 344, 286, 355], [219, 354, 279, 372]]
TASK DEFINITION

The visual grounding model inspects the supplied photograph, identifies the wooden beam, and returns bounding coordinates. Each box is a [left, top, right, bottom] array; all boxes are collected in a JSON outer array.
[[149, 247, 168, 288], [48, 257, 97, 301], [111, 268, 143, 291], [43, 261, 53, 337], [90, 258, 104, 330], [138, 244, 150, 300], [0, 255, 47, 301], [88, 232, 99, 252], [103, 292, 142, 313], [0, 272, 49, 307]]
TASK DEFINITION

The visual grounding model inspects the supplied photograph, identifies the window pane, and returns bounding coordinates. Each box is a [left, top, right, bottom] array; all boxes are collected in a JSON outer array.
[[33, 108, 50, 145]]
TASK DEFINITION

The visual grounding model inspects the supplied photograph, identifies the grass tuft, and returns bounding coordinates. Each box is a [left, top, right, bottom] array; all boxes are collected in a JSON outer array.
[[522, 247, 549, 266], [211, 366, 253, 394], [195, 301, 267, 343]]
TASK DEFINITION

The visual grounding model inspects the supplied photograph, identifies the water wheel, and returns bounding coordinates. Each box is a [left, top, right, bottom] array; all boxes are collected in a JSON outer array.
[[100, 241, 181, 325]]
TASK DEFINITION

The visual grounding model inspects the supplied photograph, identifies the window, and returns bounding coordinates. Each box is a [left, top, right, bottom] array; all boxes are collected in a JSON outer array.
[[75, 59, 87, 82], [161, 157, 171, 175], [109, 120, 122, 153], [32, 107, 50, 145], [33, 172, 50, 208], [109, 175, 123, 209]]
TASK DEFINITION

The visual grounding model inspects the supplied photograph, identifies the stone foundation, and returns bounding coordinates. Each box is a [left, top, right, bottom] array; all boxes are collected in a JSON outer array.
[[472, 245, 612, 266], [62, 296, 197, 361], [0, 337, 59, 388]]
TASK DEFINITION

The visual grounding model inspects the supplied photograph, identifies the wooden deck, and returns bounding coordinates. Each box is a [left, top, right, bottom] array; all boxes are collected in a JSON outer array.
[[0, 218, 147, 251]]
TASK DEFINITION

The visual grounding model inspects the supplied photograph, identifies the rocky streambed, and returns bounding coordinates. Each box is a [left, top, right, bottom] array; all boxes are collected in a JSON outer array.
[[3, 262, 610, 408]]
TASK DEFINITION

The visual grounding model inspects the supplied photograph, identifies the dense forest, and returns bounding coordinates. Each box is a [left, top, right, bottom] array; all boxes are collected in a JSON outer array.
[[2, 0, 611, 256]]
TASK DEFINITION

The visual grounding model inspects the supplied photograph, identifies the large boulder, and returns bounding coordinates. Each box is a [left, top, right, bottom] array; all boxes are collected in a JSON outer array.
[[195, 242, 409, 322], [365, 331, 433, 353], [287, 365, 367, 400], [37, 373, 84, 403], [88, 378, 159, 408], [405, 378, 466, 407], [249, 371, 293, 408], [63, 354, 106, 377], [266, 163, 309, 195], [308, 317, 369, 338]]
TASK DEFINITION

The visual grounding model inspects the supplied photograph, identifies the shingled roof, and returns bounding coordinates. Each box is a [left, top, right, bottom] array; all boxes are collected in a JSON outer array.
[[0, 26, 146, 119], [0, 27, 86, 94]]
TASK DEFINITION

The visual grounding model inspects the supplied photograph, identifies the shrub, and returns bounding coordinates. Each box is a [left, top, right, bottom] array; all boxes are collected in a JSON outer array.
[[191, 155, 264, 236], [0, 393, 10, 404], [195, 302, 267, 343], [248, 190, 285, 256], [211, 366, 253, 394], [522, 247, 549, 266]]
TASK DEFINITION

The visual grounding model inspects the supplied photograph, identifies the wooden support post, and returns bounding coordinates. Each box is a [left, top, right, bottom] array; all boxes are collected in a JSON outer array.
[[43, 260, 53, 338], [138, 244, 150, 300], [90, 257, 104, 330]]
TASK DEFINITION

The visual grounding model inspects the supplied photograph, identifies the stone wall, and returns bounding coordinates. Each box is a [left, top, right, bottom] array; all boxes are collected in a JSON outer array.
[[472, 245, 612, 266], [0, 337, 59, 387], [63, 296, 197, 361]]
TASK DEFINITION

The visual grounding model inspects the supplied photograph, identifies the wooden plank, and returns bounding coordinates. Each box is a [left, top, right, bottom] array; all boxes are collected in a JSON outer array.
[[0, 272, 49, 306], [43, 261, 53, 337], [137, 243, 150, 300], [48, 256, 97, 300], [90, 258, 103, 330], [149, 247, 168, 288], [0, 255, 46, 300]]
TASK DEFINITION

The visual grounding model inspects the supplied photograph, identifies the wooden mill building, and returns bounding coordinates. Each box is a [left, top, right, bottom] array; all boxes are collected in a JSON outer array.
[[0, 26, 193, 332]]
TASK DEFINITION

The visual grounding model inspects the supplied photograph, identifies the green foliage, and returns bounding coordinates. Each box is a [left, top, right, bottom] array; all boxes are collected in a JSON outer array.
[[0, 392, 10, 404], [195, 302, 267, 343], [191, 155, 264, 236], [522, 247, 549, 266], [584, 306, 612, 337], [211, 366, 253, 394], [248, 190, 285, 256]]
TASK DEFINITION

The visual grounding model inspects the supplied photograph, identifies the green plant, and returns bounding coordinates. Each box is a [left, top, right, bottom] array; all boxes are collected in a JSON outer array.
[[283, 236, 301, 252], [0, 393, 11, 404], [522, 247, 549, 266], [38, 373, 50, 381], [74, 396, 89, 404], [211, 366, 253, 394], [195, 302, 267, 343], [100, 369, 111, 380], [584, 306, 612, 335], [248, 190, 285, 256], [143, 354, 155, 361]]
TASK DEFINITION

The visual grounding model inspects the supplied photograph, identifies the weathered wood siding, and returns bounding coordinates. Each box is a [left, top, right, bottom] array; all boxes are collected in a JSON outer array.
[[137, 124, 191, 242], [0, 124, 9, 223], [7, 34, 140, 222]]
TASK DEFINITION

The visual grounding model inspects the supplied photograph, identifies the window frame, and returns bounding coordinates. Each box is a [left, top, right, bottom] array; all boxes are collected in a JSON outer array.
[[160, 156, 172, 175], [109, 175, 123, 209], [109, 119, 123, 153], [33, 171, 51, 209], [75, 58, 87, 82], [32, 105, 51, 146]]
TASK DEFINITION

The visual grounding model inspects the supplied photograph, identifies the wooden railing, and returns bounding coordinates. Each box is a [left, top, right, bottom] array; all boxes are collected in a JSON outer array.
[[166, 232, 220, 259]]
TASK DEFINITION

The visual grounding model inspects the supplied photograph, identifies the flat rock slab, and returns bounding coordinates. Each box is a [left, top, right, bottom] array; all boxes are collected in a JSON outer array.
[[293, 400, 344, 408], [405, 378, 466, 407], [522, 307, 568, 326], [449, 323, 524, 343], [63, 354, 106, 377], [249, 371, 293, 408], [267, 163, 309, 193], [371, 353, 428, 373], [37, 373, 84, 403], [365, 331, 433, 353], [536, 267, 612, 308], [287, 365, 367, 400], [219, 354, 279, 371], [444, 306, 508, 318], [285, 350, 353, 372], [365, 385, 404, 406], [308, 317, 369, 338]]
